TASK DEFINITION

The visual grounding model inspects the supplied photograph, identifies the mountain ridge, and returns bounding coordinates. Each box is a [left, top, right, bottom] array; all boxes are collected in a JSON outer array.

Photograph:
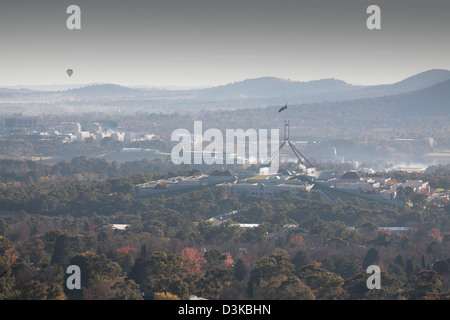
[[0, 69, 449, 108], [2, 69, 449, 98]]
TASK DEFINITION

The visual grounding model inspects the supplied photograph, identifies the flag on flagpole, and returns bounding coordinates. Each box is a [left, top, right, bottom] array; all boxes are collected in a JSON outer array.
[[278, 104, 288, 112]]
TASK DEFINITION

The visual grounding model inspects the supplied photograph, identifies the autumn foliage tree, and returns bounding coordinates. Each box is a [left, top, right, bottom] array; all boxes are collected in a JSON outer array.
[[154, 292, 180, 300], [116, 246, 136, 259], [429, 228, 443, 242], [4, 248, 18, 265], [116, 246, 136, 272], [288, 235, 304, 248], [181, 247, 207, 276]]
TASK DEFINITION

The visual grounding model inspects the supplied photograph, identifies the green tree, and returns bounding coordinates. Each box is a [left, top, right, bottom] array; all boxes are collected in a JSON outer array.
[[193, 268, 235, 299], [0, 219, 8, 236], [50, 234, 73, 266], [432, 260, 450, 276], [66, 253, 122, 299], [421, 255, 427, 269], [20, 280, 49, 300], [388, 263, 407, 279], [21, 237, 51, 265], [46, 283, 67, 300], [255, 275, 316, 300], [128, 257, 148, 286], [204, 249, 226, 269], [404, 270, 443, 299], [394, 255, 405, 267], [295, 265, 346, 300], [362, 248, 380, 270], [333, 258, 362, 280], [111, 279, 143, 300], [153, 275, 189, 300], [247, 250, 294, 298], [128, 252, 181, 291], [292, 250, 313, 270], [405, 259, 414, 277], [233, 258, 248, 281], [344, 271, 405, 300], [0, 256, 17, 299]]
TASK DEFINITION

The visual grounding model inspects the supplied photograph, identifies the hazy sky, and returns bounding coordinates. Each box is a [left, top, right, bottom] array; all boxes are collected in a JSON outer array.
[[0, 0, 449, 87]]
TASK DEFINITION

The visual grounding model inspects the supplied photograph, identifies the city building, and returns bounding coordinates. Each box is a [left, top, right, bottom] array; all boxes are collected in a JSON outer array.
[[84, 122, 102, 133], [75, 131, 93, 141], [57, 122, 81, 134], [4, 114, 37, 128], [220, 176, 314, 198], [402, 180, 431, 194]]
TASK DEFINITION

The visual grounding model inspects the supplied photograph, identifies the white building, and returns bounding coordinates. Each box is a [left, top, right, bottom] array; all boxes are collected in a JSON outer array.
[[379, 188, 397, 200], [49, 131, 76, 142], [95, 131, 112, 141], [402, 180, 431, 194], [111, 132, 124, 142], [75, 131, 92, 141], [123, 132, 139, 142]]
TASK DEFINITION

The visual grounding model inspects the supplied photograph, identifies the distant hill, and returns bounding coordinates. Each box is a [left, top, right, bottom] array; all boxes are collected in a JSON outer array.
[[389, 78, 450, 115], [0, 69, 449, 113], [187, 77, 450, 141], [0, 88, 33, 93], [68, 84, 144, 96], [2, 69, 449, 102], [195, 77, 357, 99], [0, 84, 87, 92], [354, 69, 450, 98], [178, 69, 450, 103], [279, 77, 450, 122]]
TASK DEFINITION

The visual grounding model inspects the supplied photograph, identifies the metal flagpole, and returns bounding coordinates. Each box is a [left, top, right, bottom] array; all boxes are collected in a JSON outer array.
[[286, 103, 288, 122], [286, 103, 290, 143]]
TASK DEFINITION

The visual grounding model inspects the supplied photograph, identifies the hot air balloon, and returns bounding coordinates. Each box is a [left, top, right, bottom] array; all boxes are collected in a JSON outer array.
[[67, 69, 73, 77]]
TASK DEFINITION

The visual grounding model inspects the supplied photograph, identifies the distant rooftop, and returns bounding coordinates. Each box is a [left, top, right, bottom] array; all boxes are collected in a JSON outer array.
[[209, 169, 232, 177], [340, 171, 360, 180], [111, 224, 129, 230]]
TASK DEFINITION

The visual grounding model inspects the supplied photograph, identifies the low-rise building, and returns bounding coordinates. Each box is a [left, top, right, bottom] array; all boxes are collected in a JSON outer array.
[[84, 122, 102, 133], [206, 170, 237, 184], [135, 175, 208, 195], [57, 122, 81, 134], [221, 181, 313, 198], [402, 180, 430, 194], [5, 115, 37, 128], [75, 131, 92, 141]]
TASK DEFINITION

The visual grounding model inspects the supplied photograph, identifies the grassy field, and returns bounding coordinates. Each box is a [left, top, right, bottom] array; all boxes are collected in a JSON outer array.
[[246, 175, 269, 180]]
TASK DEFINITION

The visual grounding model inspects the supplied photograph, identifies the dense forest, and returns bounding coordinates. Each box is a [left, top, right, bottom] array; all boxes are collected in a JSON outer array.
[[0, 157, 190, 184], [0, 157, 450, 300]]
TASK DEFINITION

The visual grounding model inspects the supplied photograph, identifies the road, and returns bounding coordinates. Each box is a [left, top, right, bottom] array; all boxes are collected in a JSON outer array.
[[207, 210, 238, 226]]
